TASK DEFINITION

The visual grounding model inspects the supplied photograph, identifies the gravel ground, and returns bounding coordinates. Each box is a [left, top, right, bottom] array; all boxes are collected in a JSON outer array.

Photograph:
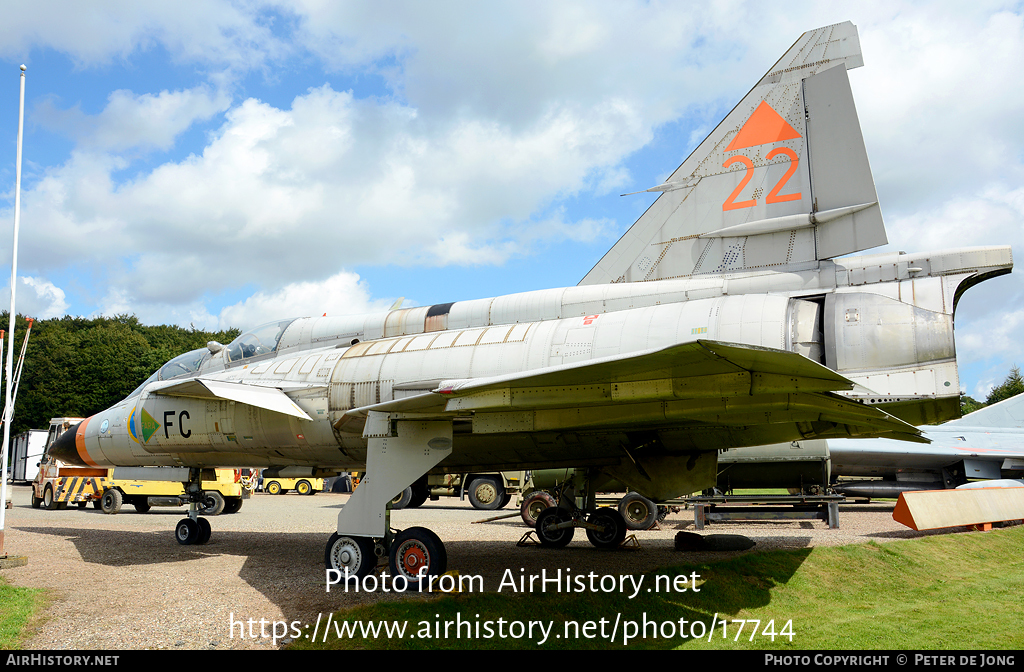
[[0, 483, 972, 650]]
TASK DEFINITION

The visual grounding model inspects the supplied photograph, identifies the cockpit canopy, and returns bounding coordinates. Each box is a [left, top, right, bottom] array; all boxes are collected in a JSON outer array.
[[225, 319, 297, 363], [127, 318, 299, 399], [128, 347, 210, 398]]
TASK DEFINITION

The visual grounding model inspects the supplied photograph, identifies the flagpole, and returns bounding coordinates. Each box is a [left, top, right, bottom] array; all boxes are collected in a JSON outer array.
[[0, 65, 26, 559]]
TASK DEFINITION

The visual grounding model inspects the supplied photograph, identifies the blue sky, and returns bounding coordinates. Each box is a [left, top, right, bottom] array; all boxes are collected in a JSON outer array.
[[0, 1, 1022, 399]]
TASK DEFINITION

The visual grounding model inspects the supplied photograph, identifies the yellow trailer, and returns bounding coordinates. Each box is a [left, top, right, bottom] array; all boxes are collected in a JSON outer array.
[[261, 473, 324, 495], [100, 468, 249, 515]]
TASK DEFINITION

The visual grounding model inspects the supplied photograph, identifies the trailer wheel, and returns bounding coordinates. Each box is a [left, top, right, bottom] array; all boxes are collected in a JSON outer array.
[[101, 489, 123, 514], [197, 491, 225, 516], [520, 491, 556, 527], [468, 477, 506, 510], [618, 492, 657, 530], [77, 501, 88, 509], [391, 487, 413, 510]]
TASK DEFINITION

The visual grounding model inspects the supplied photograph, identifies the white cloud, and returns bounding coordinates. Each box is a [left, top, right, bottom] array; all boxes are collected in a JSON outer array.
[[217, 270, 393, 331], [36, 86, 231, 152], [0, 276, 70, 319], [0, 1, 290, 75]]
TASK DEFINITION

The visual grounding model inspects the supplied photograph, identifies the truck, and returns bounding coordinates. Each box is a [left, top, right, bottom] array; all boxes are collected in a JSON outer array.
[[11, 429, 47, 483], [390, 471, 528, 510], [31, 418, 101, 510]]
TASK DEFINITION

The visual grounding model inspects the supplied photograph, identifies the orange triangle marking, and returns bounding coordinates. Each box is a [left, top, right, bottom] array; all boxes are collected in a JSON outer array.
[[726, 101, 801, 152]]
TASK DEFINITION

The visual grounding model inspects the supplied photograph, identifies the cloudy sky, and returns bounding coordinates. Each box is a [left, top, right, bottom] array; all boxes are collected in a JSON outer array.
[[0, 1, 1021, 399]]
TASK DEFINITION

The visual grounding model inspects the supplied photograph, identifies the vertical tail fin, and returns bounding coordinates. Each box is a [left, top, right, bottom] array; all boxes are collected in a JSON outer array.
[[581, 21, 885, 285]]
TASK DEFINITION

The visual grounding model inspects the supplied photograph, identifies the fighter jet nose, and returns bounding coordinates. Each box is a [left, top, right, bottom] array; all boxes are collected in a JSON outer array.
[[48, 421, 87, 466]]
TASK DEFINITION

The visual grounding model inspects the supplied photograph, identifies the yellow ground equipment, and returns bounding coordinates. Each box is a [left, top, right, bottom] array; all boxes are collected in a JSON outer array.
[[100, 468, 249, 514], [262, 473, 324, 495]]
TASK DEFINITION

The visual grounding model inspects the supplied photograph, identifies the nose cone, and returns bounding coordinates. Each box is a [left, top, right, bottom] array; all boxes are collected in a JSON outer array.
[[48, 421, 88, 466]]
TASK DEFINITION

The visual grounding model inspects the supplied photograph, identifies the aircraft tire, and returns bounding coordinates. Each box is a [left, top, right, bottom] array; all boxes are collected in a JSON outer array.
[[196, 517, 212, 545], [198, 491, 226, 516], [175, 518, 200, 545], [535, 507, 574, 547], [325, 533, 376, 579], [389, 527, 447, 590], [520, 491, 557, 527], [468, 477, 506, 510], [391, 487, 413, 509], [100, 488, 123, 515], [585, 507, 627, 549], [618, 492, 657, 530]]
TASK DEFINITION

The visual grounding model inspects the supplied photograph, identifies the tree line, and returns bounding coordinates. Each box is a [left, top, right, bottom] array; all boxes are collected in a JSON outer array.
[[0, 313, 239, 435], [960, 365, 1024, 415]]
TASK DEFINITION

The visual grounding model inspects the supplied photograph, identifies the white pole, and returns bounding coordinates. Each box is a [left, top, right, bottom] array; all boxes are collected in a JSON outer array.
[[0, 65, 26, 554]]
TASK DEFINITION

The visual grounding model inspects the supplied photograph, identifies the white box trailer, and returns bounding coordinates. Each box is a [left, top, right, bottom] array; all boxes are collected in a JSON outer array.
[[11, 429, 47, 483]]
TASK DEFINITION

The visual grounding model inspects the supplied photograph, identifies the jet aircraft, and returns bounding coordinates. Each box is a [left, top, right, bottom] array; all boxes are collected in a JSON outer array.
[[830, 392, 1024, 497], [715, 392, 1024, 496], [49, 22, 1012, 585]]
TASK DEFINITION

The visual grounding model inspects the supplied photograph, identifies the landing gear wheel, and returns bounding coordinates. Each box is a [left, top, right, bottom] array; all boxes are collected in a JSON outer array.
[[100, 488, 123, 515], [296, 480, 313, 496], [389, 527, 447, 590], [325, 534, 377, 579], [265, 481, 281, 495], [535, 507, 574, 547], [197, 490, 225, 516], [618, 492, 657, 530], [391, 487, 413, 510], [196, 517, 212, 545], [175, 518, 200, 545], [468, 477, 506, 510], [520, 491, 557, 527], [585, 508, 627, 549]]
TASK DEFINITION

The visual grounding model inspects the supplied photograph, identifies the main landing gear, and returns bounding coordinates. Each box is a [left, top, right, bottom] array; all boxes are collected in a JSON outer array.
[[324, 416, 453, 589], [534, 470, 628, 549], [325, 526, 448, 590]]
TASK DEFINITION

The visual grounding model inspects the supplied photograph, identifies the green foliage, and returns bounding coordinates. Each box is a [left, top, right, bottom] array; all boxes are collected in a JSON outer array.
[[0, 313, 239, 434], [960, 394, 986, 415], [986, 365, 1024, 406]]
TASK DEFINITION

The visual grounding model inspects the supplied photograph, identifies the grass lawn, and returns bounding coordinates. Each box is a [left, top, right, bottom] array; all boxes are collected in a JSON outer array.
[[290, 525, 1024, 650], [0, 575, 47, 650]]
